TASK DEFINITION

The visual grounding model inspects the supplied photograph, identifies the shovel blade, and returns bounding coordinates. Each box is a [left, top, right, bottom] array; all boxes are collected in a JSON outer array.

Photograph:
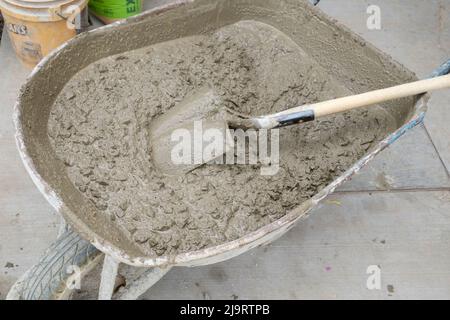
[[151, 119, 234, 175], [150, 87, 233, 175], [150, 87, 222, 138]]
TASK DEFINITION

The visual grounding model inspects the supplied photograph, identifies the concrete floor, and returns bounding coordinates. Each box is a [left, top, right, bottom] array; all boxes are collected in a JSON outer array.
[[0, 0, 449, 299]]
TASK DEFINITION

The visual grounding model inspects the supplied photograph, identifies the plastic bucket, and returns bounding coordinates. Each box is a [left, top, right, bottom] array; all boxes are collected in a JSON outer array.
[[0, 0, 89, 68], [89, 0, 142, 24]]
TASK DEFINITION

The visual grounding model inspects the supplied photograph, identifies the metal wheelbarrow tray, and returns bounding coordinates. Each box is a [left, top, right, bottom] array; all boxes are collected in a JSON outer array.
[[13, 0, 425, 268]]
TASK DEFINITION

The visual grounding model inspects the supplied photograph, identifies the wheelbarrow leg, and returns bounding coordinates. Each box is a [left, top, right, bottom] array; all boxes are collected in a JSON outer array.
[[99, 255, 120, 300], [116, 266, 172, 300]]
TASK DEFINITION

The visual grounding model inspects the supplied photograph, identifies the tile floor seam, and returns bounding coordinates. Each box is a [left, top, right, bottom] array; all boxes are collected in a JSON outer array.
[[423, 122, 450, 176], [333, 186, 450, 195]]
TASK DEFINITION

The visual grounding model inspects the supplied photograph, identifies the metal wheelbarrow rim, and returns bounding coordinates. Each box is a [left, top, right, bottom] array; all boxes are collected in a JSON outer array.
[[12, 0, 429, 268]]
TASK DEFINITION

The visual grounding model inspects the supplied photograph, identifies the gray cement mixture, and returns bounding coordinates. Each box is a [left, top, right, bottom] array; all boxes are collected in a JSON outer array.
[[48, 21, 396, 257]]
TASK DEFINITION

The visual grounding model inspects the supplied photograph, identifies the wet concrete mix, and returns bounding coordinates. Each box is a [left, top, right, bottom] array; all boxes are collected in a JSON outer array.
[[48, 21, 395, 257]]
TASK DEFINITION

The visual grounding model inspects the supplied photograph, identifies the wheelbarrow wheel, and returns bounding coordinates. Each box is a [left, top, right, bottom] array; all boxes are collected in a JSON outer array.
[[8, 228, 102, 300], [8, 228, 172, 300]]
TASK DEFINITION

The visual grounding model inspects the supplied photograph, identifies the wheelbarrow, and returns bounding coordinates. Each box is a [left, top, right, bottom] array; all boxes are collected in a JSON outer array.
[[7, 0, 445, 299]]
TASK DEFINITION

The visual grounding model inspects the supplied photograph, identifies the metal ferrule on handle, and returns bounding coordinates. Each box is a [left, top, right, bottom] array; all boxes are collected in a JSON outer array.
[[251, 110, 315, 129], [254, 59, 450, 130]]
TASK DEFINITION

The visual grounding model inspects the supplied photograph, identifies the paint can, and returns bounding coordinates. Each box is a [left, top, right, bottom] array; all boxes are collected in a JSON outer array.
[[89, 0, 142, 24], [0, 0, 89, 68]]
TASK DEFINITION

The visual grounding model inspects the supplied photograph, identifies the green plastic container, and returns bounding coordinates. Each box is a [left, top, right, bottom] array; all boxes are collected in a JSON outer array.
[[89, 0, 142, 23]]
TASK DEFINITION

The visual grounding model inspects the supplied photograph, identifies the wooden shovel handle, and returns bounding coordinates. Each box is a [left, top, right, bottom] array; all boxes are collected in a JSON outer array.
[[276, 74, 450, 119]]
